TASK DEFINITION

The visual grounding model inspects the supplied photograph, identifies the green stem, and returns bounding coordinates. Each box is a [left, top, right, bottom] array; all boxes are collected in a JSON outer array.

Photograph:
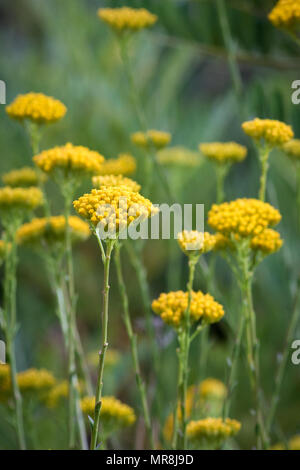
[[114, 242, 154, 448], [171, 338, 183, 451], [90, 238, 114, 450], [3, 224, 26, 449], [215, 164, 229, 204], [258, 145, 271, 202]]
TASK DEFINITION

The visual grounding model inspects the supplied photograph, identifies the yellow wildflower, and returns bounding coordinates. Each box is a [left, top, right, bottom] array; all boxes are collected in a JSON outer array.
[[251, 228, 283, 254], [80, 396, 136, 433], [200, 142, 247, 164], [96, 154, 136, 176], [208, 199, 281, 238], [269, 0, 300, 31], [177, 231, 216, 257], [283, 139, 300, 160], [157, 146, 201, 167], [73, 186, 157, 233], [92, 174, 141, 192], [2, 167, 45, 188], [152, 290, 225, 328], [199, 378, 227, 401], [6, 92, 66, 124], [289, 435, 300, 450], [131, 130, 171, 150], [17, 368, 56, 394], [17, 216, 90, 247], [45, 381, 69, 408], [33, 143, 104, 178], [98, 7, 157, 32], [242, 118, 293, 147], [187, 417, 241, 448], [213, 232, 232, 251], [0, 186, 43, 213]]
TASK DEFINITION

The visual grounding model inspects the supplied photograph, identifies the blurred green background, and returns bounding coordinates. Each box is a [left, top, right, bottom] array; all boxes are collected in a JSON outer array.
[[0, 0, 300, 449]]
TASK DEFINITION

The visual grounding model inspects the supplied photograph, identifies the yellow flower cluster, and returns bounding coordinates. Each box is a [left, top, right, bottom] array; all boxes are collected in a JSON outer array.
[[3, 367, 56, 397], [131, 130, 171, 150], [251, 228, 283, 254], [283, 139, 300, 160], [199, 142, 247, 164], [177, 231, 216, 257], [199, 378, 228, 401], [2, 167, 44, 188], [242, 118, 293, 147], [0, 186, 43, 212], [92, 174, 141, 192], [157, 147, 201, 167], [6, 92, 66, 124], [269, 0, 300, 31], [152, 290, 225, 328], [45, 381, 69, 408], [187, 417, 241, 446], [33, 143, 104, 177], [96, 154, 136, 176], [98, 7, 157, 32], [87, 349, 120, 369], [80, 396, 136, 430], [208, 199, 281, 238], [17, 216, 90, 247], [73, 187, 157, 232]]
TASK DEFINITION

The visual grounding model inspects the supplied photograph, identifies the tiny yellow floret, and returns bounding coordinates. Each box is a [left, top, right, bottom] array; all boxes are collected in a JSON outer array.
[[187, 417, 241, 447]]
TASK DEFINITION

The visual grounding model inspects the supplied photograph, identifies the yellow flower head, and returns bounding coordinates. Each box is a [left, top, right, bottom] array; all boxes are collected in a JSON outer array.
[[0, 186, 43, 214], [98, 7, 157, 32], [199, 142, 247, 165], [73, 187, 157, 235], [17, 216, 90, 247], [92, 174, 141, 192], [187, 417, 241, 448], [157, 146, 201, 167], [289, 435, 300, 450], [251, 228, 283, 255], [131, 130, 171, 150], [208, 199, 281, 238], [242, 118, 293, 147], [33, 143, 104, 179], [6, 92, 66, 124], [152, 290, 225, 328], [283, 139, 300, 160], [2, 167, 45, 188], [97, 154, 136, 176], [269, 0, 300, 31], [80, 396, 136, 433], [16, 368, 56, 394], [199, 378, 228, 401], [177, 231, 216, 257], [45, 381, 69, 408], [87, 349, 120, 369]]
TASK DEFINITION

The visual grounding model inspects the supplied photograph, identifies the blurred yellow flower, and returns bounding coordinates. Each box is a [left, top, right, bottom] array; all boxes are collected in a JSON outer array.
[[199, 142, 247, 164], [157, 146, 201, 167], [269, 0, 300, 31], [289, 434, 300, 450], [251, 228, 283, 255], [283, 139, 300, 160], [98, 7, 157, 32], [0, 186, 43, 213], [96, 154, 136, 176], [45, 381, 69, 408], [208, 199, 281, 238], [199, 378, 227, 401], [187, 417, 241, 448], [6, 92, 66, 124], [17, 216, 90, 247], [177, 231, 216, 257], [131, 130, 171, 150], [242, 118, 293, 147], [33, 143, 104, 178], [2, 167, 45, 188], [92, 174, 141, 192], [152, 290, 225, 328]]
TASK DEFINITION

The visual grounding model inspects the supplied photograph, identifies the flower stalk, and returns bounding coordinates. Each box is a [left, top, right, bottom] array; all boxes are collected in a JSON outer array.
[[258, 144, 271, 202]]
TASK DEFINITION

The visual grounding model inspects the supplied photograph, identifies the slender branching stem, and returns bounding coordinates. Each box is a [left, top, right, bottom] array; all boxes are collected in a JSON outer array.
[[258, 144, 271, 202], [114, 242, 154, 448]]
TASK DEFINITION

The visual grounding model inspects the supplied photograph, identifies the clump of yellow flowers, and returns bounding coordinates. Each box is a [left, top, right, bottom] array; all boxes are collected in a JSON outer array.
[[2, 167, 44, 188], [269, 0, 300, 31], [251, 228, 283, 255], [2, 366, 56, 398], [45, 381, 69, 408], [80, 396, 136, 433], [98, 7, 157, 32], [17, 216, 90, 247], [131, 130, 171, 150], [6, 92, 66, 124], [152, 290, 225, 328], [157, 146, 201, 167], [92, 174, 141, 192], [242, 118, 293, 147], [33, 143, 104, 178], [73, 186, 157, 232], [177, 230, 216, 257], [96, 154, 136, 176], [283, 139, 300, 160], [208, 198, 281, 238], [0, 186, 43, 213], [200, 142, 247, 164], [199, 378, 228, 401], [187, 417, 241, 449]]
